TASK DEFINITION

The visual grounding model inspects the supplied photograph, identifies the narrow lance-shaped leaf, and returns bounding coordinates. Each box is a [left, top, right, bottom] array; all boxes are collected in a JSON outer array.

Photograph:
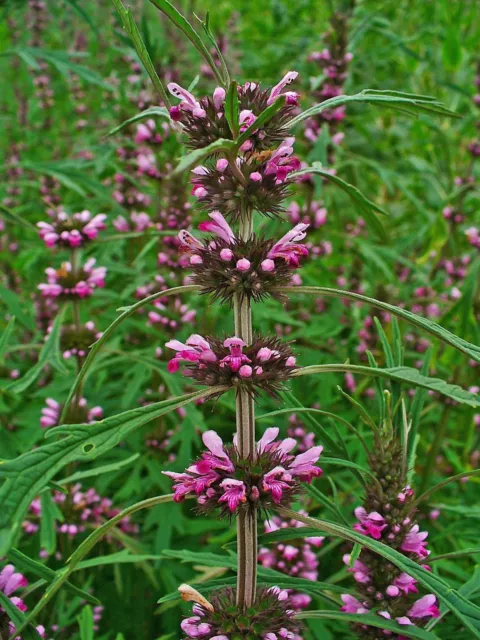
[[275, 285, 480, 363], [0, 386, 223, 554], [291, 165, 388, 242], [279, 508, 480, 638], [0, 205, 37, 231], [286, 89, 460, 129], [224, 80, 239, 138], [107, 106, 171, 137], [295, 611, 439, 640], [8, 304, 68, 394], [60, 284, 200, 422], [7, 548, 100, 605], [111, 0, 171, 107], [147, 0, 227, 86], [0, 316, 16, 361], [16, 495, 176, 634], [172, 138, 237, 176], [0, 592, 41, 639], [292, 363, 479, 407]]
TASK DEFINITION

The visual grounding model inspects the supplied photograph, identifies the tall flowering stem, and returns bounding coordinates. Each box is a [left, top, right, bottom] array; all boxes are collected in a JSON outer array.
[[234, 207, 257, 609]]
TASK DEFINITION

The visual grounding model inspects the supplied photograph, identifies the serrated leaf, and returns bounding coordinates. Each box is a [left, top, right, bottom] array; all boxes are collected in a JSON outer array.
[[291, 165, 388, 242], [107, 106, 170, 137], [277, 286, 480, 363], [0, 387, 221, 554]]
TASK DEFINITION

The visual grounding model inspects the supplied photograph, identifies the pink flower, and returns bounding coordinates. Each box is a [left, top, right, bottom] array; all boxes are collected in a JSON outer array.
[[407, 594, 440, 619], [166, 334, 217, 373], [265, 138, 301, 182], [401, 524, 430, 558], [391, 572, 418, 596], [198, 210, 235, 244], [286, 446, 323, 482], [353, 507, 387, 540], [340, 594, 369, 614], [268, 223, 309, 267], [219, 337, 251, 372], [219, 478, 247, 512], [0, 564, 28, 596], [267, 71, 299, 105], [262, 466, 291, 503], [168, 82, 206, 118], [343, 554, 371, 584]]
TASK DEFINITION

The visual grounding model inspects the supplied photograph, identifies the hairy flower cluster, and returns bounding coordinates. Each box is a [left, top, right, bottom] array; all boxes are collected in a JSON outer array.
[[46, 320, 102, 360], [23, 482, 137, 542], [0, 563, 46, 638], [40, 397, 103, 429], [178, 210, 308, 303], [38, 259, 106, 299], [168, 73, 301, 222], [166, 334, 297, 397], [259, 513, 324, 610], [180, 585, 303, 639], [37, 209, 106, 248], [163, 428, 322, 517], [191, 138, 300, 222], [168, 72, 299, 151], [135, 275, 196, 331], [341, 436, 439, 637], [305, 13, 353, 158]]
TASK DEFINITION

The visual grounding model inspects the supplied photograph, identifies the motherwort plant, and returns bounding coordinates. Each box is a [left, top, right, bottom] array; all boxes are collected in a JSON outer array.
[[2, 2, 480, 639]]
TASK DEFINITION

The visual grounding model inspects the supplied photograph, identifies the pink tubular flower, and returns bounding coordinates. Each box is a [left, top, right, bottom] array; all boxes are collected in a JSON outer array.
[[166, 334, 217, 373], [198, 210, 235, 244], [407, 594, 440, 619], [38, 259, 106, 300], [37, 209, 106, 248], [168, 82, 206, 118], [219, 337, 251, 372], [353, 507, 387, 540], [343, 554, 371, 584], [340, 594, 369, 614], [162, 428, 323, 516], [267, 71, 299, 105], [265, 137, 301, 183], [401, 524, 430, 558], [267, 223, 309, 266]]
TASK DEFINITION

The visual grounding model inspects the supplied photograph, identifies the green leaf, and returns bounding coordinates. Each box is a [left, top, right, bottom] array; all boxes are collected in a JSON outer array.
[[286, 89, 460, 129], [0, 592, 41, 639], [224, 80, 239, 138], [59, 284, 200, 423], [276, 286, 480, 364], [172, 138, 237, 176], [111, 0, 171, 106], [0, 387, 221, 554], [40, 491, 57, 555], [236, 97, 284, 147], [60, 0, 99, 33], [107, 106, 171, 137], [0, 205, 37, 231], [16, 495, 175, 634], [8, 305, 68, 394], [78, 606, 94, 640], [60, 453, 140, 485], [0, 287, 36, 332], [194, 11, 230, 87], [7, 548, 100, 605], [295, 611, 439, 639], [442, 24, 462, 68], [293, 364, 479, 407], [147, 0, 226, 86], [0, 317, 15, 361], [291, 165, 388, 242], [279, 508, 480, 638]]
